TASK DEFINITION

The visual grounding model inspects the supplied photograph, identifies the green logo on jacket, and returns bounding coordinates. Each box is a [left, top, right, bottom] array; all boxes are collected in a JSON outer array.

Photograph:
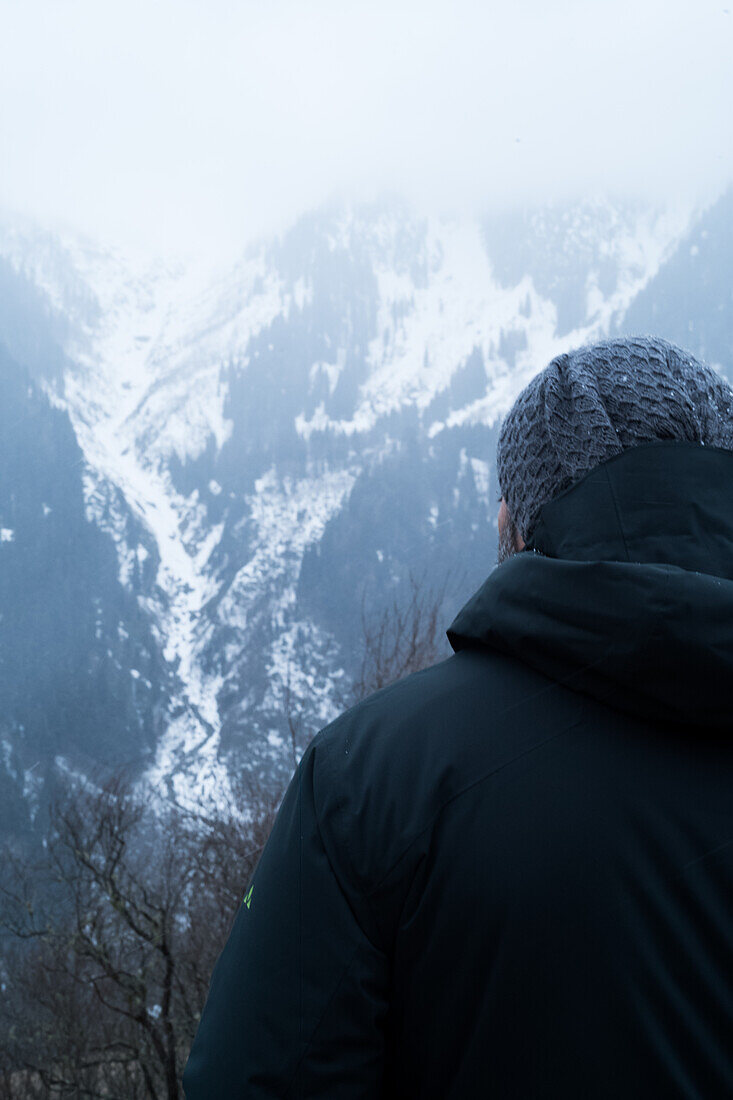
[[242, 885, 253, 909]]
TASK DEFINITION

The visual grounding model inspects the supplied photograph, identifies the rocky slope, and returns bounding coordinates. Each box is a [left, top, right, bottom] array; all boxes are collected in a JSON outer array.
[[1, 190, 728, 829]]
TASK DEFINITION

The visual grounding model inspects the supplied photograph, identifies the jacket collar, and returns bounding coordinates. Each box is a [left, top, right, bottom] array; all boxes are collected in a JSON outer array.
[[446, 442, 733, 729], [525, 441, 733, 579]]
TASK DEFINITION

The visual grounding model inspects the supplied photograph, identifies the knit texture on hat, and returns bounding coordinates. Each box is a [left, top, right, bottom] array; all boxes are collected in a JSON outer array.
[[496, 335, 733, 544]]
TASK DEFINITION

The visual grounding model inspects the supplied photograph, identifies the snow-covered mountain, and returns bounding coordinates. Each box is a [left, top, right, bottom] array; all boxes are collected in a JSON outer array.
[[1, 190, 730, 831]]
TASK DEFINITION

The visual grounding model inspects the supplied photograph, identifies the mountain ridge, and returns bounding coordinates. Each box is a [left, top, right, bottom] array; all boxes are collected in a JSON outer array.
[[1, 191, 728, 830]]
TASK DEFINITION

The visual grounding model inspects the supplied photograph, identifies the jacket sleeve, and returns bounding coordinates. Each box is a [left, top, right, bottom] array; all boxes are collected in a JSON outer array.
[[182, 736, 390, 1099]]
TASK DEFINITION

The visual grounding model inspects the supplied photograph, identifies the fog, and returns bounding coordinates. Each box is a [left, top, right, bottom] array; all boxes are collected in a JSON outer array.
[[1, 0, 732, 258]]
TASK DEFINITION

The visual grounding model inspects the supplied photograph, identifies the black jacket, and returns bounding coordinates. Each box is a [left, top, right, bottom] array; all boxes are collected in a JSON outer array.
[[183, 440, 733, 1098]]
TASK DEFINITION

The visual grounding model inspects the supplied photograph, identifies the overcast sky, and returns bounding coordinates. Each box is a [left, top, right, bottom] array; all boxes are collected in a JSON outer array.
[[1, 0, 732, 258]]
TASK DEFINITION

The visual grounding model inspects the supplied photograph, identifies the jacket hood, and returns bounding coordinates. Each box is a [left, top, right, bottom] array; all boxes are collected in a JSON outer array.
[[446, 441, 733, 729]]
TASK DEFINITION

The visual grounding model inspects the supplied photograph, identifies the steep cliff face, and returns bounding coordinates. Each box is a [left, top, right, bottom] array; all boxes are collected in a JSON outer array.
[[0, 345, 170, 835], [2, 191, 725, 827]]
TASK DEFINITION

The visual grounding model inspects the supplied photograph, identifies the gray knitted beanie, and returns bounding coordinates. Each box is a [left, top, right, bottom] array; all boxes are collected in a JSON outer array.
[[496, 335, 733, 544]]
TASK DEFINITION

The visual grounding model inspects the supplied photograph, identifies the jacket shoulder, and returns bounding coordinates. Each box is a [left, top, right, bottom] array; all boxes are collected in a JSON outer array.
[[310, 646, 584, 930]]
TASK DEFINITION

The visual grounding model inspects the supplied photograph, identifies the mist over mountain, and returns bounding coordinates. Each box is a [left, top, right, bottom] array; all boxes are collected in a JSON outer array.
[[0, 191, 730, 834]]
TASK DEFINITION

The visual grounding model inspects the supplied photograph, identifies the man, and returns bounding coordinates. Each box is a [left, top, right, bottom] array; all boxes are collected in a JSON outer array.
[[184, 335, 733, 1098]]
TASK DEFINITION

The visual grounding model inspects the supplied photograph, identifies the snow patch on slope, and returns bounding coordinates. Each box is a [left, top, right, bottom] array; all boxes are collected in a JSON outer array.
[[294, 203, 692, 443], [51, 241, 311, 806], [0, 197, 696, 811], [218, 464, 358, 638]]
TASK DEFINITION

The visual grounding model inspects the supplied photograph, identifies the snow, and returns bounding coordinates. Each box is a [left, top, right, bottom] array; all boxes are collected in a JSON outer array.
[[218, 465, 358, 634], [308, 351, 346, 397], [295, 203, 692, 443], [146, 704, 232, 811], [261, 616, 347, 763], [9, 241, 273, 807], [469, 457, 492, 511], [23, 232, 351, 808], [0, 197, 697, 810]]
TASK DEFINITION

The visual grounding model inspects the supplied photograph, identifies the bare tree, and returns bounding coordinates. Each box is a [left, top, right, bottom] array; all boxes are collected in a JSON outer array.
[[0, 772, 279, 1100], [281, 659, 304, 769], [0, 566, 458, 1098], [340, 566, 455, 707]]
